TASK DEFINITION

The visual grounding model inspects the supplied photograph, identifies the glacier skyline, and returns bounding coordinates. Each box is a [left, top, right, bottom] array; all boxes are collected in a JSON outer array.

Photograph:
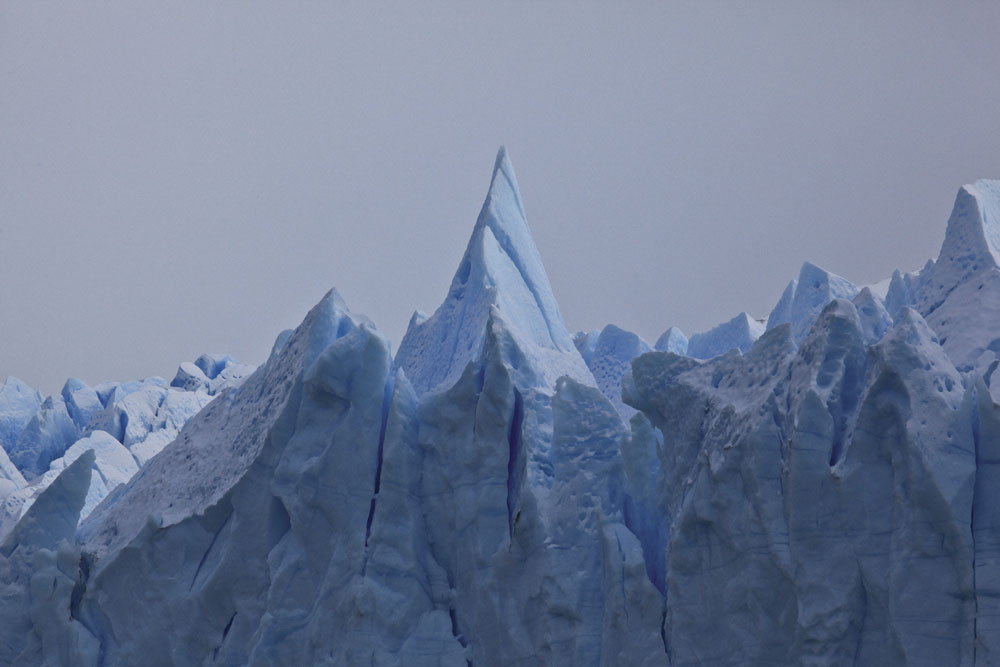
[[3, 3, 1000, 392], [2, 144, 1000, 664]]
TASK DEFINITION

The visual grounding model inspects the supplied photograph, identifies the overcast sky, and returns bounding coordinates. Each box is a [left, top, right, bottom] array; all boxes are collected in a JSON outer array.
[[2, 2, 999, 393]]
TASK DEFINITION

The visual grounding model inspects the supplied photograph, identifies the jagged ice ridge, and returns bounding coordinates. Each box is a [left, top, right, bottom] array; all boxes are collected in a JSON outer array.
[[1, 151, 1000, 666]]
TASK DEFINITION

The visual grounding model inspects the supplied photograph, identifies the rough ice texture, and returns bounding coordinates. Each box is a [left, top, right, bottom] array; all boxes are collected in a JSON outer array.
[[3, 157, 1000, 666], [0, 356, 252, 541], [62, 277, 661, 665], [626, 302, 978, 665], [911, 181, 1000, 370], [0, 451, 100, 665], [584, 324, 651, 420], [851, 286, 892, 344]]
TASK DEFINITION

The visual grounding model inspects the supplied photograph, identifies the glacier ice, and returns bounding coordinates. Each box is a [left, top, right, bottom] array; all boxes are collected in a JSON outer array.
[[61, 379, 103, 431], [851, 285, 892, 344], [766, 261, 860, 343], [3, 431, 139, 530], [653, 326, 688, 355], [395, 147, 593, 396], [686, 311, 764, 359], [573, 329, 601, 366], [0, 355, 254, 541], [7, 395, 79, 479], [0, 377, 42, 454], [583, 324, 651, 419], [1, 154, 1000, 666]]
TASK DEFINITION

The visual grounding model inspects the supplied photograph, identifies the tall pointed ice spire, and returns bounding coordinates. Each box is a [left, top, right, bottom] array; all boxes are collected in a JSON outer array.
[[395, 148, 592, 395], [917, 180, 1000, 315], [912, 179, 1000, 370]]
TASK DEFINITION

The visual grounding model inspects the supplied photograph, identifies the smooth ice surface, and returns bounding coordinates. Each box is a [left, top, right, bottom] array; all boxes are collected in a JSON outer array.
[[0, 377, 41, 455], [686, 311, 764, 359], [1, 432, 138, 533], [766, 261, 860, 343], [395, 147, 593, 396], [1, 449, 94, 558], [653, 326, 688, 355], [573, 329, 601, 366]]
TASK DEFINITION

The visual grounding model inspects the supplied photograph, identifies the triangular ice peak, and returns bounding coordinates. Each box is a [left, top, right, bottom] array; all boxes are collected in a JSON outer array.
[[395, 148, 591, 395], [654, 326, 688, 355], [687, 312, 764, 360], [916, 180, 1000, 315], [766, 262, 859, 344], [851, 286, 892, 344]]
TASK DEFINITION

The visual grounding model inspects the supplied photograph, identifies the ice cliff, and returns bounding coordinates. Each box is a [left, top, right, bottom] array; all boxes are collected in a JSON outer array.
[[1, 151, 1000, 666]]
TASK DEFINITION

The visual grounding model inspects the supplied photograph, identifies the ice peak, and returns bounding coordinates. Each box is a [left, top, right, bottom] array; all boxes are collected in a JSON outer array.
[[687, 311, 764, 359], [1, 449, 93, 557], [917, 180, 1000, 314], [950, 181, 1000, 260], [481, 145, 526, 226], [396, 148, 591, 395], [459, 147, 542, 312], [765, 261, 858, 344], [654, 326, 689, 355], [852, 286, 892, 344], [961, 180, 1000, 260]]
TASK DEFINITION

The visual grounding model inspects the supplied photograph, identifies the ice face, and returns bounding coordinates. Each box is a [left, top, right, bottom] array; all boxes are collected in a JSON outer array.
[[1, 432, 139, 533], [766, 261, 860, 344], [584, 324, 651, 419], [0, 359, 253, 542], [37, 153, 663, 666], [0, 377, 42, 455], [686, 311, 765, 359], [3, 156, 1000, 666], [0, 451, 99, 665], [573, 329, 601, 366], [653, 326, 688, 355], [918, 181, 1000, 315], [1, 449, 94, 558], [395, 147, 593, 396], [765, 279, 798, 329], [906, 180, 1000, 371], [851, 286, 892, 344], [6, 396, 78, 479], [885, 267, 921, 318], [625, 301, 979, 664], [61, 379, 103, 430]]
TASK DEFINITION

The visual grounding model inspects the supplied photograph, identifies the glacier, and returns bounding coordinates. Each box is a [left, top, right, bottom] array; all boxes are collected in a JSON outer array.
[[1, 150, 1000, 666], [0, 354, 254, 541]]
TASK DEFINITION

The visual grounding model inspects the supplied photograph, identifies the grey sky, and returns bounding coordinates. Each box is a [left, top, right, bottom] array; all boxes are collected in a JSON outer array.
[[2, 2, 999, 393]]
